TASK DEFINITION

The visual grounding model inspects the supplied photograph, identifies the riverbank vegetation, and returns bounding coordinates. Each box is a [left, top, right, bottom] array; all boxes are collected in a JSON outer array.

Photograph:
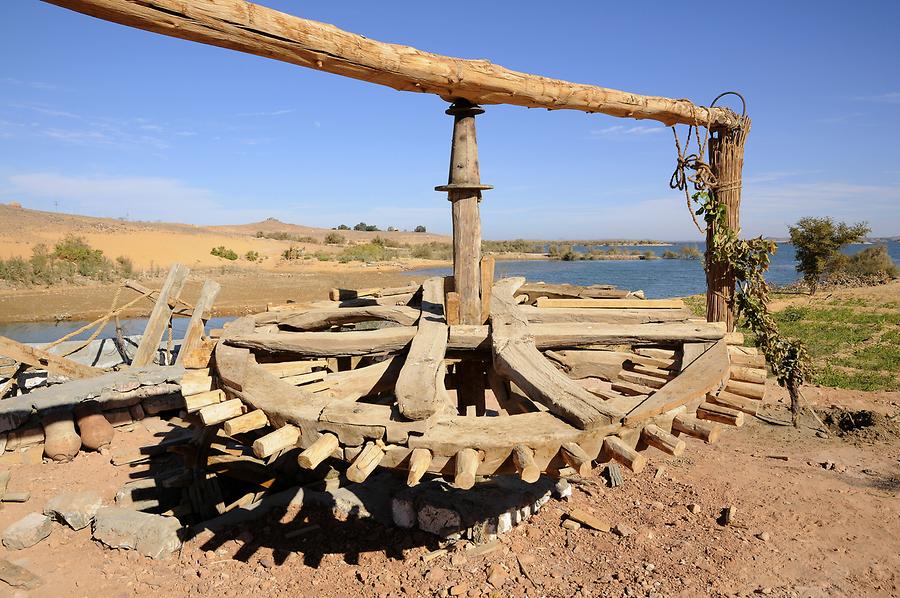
[[0, 236, 133, 286]]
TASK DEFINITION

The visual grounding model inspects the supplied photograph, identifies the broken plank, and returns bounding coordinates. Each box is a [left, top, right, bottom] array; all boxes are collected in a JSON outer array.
[[0, 336, 102, 379], [132, 264, 190, 366], [175, 279, 220, 366]]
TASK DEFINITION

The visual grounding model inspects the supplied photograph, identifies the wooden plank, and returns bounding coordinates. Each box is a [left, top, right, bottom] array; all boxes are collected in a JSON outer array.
[[254, 305, 420, 330], [490, 278, 623, 430], [175, 279, 220, 366], [42, 0, 742, 128], [0, 336, 102, 379], [623, 339, 730, 425], [227, 327, 415, 357], [517, 283, 627, 300], [536, 298, 685, 309], [520, 306, 693, 325], [480, 255, 495, 324], [395, 277, 453, 420], [132, 264, 190, 366]]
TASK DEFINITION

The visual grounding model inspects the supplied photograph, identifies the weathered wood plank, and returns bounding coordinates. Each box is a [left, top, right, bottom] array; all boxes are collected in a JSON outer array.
[[0, 336, 102, 379], [395, 277, 453, 420], [536, 298, 685, 309], [175, 279, 220, 366], [132, 263, 190, 366], [490, 278, 623, 430], [42, 0, 741, 128], [520, 306, 693, 324], [227, 327, 415, 357], [623, 339, 730, 425], [254, 305, 420, 331]]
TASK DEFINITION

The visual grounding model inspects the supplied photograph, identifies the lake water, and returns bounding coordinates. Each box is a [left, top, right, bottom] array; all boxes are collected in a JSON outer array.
[[2, 241, 896, 343], [416, 241, 900, 299]]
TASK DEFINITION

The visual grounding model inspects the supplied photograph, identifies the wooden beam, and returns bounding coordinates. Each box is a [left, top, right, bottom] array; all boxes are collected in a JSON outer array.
[[395, 277, 454, 420], [254, 305, 420, 331], [536, 298, 685, 309], [132, 263, 190, 366], [42, 0, 741, 127], [0, 336, 102, 379], [175, 279, 220, 366], [623, 339, 730, 425], [490, 278, 623, 430]]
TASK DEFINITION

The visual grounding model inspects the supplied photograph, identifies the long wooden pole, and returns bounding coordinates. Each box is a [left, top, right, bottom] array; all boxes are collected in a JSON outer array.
[[42, 0, 739, 127]]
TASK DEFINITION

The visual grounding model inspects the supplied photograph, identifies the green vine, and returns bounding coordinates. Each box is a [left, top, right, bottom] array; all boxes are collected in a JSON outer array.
[[693, 191, 812, 424]]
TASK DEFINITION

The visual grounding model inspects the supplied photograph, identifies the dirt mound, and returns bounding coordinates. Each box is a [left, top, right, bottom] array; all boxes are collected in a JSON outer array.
[[818, 407, 900, 443]]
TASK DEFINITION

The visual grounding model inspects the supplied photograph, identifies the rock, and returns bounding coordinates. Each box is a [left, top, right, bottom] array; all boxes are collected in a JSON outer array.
[[449, 583, 468, 596], [424, 567, 446, 583], [0, 558, 44, 590], [486, 563, 508, 587], [92, 507, 182, 559], [687, 503, 700, 514], [612, 523, 636, 537], [259, 555, 275, 569], [822, 461, 836, 470], [567, 509, 611, 532], [562, 519, 581, 530], [44, 490, 103, 530], [721, 506, 737, 526], [552, 479, 572, 500], [756, 531, 771, 542], [2, 513, 53, 549]]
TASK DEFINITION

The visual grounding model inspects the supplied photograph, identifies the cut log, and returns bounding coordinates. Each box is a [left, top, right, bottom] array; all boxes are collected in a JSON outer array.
[[511, 444, 540, 483], [696, 402, 744, 427], [255, 305, 420, 330], [560, 442, 592, 476], [490, 278, 623, 430], [297, 433, 339, 469], [199, 399, 246, 426], [603, 436, 647, 473], [729, 365, 767, 385], [728, 350, 766, 368], [132, 263, 190, 366], [622, 339, 730, 425], [185, 389, 226, 413], [724, 379, 766, 400], [346, 442, 385, 483], [223, 409, 269, 435], [706, 391, 759, 416], [180, 375, 214, 396], [640, 424, 685, 456], [252, 424, 301, 458], [41, 0, 740, 127], [0, 335, 102, 379], [395, 277, 453, 420], [454, 448, 481, 490], [175, 279, 220, 366], [406, 448, 433, 486], [536, 298, 684, 309], [671, 414, 721, 444]]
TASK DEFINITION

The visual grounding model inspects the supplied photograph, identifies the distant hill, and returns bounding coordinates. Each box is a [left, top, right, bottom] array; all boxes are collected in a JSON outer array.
[[0, 204, 449, 270]]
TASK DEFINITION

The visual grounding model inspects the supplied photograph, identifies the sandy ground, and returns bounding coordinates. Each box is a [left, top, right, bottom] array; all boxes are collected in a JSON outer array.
[[0, 204, 449, 271], [0, 384, 897, 597]]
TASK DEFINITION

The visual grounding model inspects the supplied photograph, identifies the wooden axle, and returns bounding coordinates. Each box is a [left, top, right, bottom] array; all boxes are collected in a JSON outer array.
[[297, 433, 339, 469], [199, 399, 246, 426], [724, 379, 766, 400], [560, 442, 592, 476], [252, 424, 301, 459], [181, 375, 214, 396], [185, 389, 225, 413], [640, 424, 686, 456], [729, 365, 767, 385], [706, 391, 759, 416]]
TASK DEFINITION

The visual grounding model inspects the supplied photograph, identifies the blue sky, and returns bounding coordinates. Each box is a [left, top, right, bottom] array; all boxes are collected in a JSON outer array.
[[1, 1, 898, 239]]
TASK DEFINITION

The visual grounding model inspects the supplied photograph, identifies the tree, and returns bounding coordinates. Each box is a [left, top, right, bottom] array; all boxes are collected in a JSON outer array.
[[337, 224, 350, 230], [414, 225, 427, 233], [353, 222, 368, 231], [788, 217, 870, 293]]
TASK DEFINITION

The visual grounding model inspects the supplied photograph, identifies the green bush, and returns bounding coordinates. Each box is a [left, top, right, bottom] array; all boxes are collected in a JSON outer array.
[[338, 242, 395, 263], [244, 251, 259, 262], [414, 225, 427, 233], [211, 246, 238, 261], [336, 224, 350, 230], [411, 242, 453, 260], [324, 232, 345, 245], [829, 245, 898, 279], [789, 217, 870, 292], [661, 250, 679, 259], [679, 245, 702, 259], [0, 236, 131, 286]]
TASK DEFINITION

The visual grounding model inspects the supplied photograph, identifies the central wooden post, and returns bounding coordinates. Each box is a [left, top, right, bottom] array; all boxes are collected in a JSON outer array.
[[705, 120, 750, 332], [437, 100, 492, 414]]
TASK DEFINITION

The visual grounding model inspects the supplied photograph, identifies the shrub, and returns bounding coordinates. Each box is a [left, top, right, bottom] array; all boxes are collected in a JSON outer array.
[[789, 217, 870, 293], [414, 225, 427, 233], [411, 242, 453, 260], [829, 245, 899, 279], [244, 251, 259, 262], [338, 242, 394, 263], [0, 236, 131, 286], [336, 224, 350, 230], [354, 222, 380, 232], [282, 246, 303, 260], [324, 232, 345, 245], [661, 250, 679, 259], [115, 255, 134, 277], [679, 245, 702, 259], [211, 246, 238, 261]]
